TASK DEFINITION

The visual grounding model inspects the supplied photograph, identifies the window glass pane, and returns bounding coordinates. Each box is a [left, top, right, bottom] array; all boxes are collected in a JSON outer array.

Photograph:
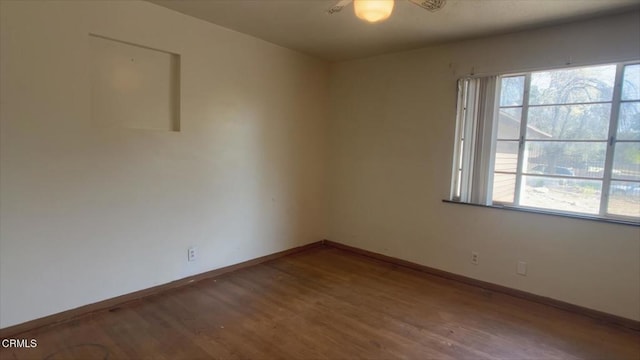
[[492, 173, 515, 203], [617, 101, 640, 140], [527, 104, 610, 140], [524, 141, 606, 179], [608, 180, 640, 218], [497, 108, 522, 139], [500, 76, 525, 106], [494, 141, 519, 172], [521, 176, 601, 214], [529, 65, 616, 105], [612, 142, 640, 181], [621, 64, 640, 101]]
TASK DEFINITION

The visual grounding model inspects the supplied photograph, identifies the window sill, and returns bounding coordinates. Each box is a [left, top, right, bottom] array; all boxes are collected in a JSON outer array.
[[442, 199, 640, 227]]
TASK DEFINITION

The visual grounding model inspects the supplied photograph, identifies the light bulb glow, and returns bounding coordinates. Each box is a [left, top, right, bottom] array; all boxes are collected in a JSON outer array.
[[354, 0, 394, 23]]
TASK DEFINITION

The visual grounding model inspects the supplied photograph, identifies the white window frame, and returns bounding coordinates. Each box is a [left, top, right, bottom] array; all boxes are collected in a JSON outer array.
[[451, 61, 640, 223]]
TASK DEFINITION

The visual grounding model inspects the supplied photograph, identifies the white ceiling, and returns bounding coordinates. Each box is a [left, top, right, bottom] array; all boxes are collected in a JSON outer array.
[[150, 0, 640, 61]]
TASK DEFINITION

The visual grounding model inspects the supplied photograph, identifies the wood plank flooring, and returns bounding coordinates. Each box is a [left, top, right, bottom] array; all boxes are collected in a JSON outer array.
[[1, 246, 639, 359]]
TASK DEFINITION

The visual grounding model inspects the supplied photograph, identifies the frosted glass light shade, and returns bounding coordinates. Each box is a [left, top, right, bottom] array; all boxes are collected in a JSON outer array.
[[354, 0, 394, 23]]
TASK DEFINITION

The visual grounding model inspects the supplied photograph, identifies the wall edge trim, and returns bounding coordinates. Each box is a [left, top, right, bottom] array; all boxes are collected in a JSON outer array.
[[323, 239, 640, 331], [0, 240, 325, 338]]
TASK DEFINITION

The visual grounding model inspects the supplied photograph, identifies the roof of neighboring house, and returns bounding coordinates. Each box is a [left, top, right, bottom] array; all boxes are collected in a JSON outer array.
[[499, 111, 553, 139]]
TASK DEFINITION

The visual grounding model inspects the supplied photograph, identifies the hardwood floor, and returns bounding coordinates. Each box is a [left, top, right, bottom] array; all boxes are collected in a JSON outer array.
[[2, 246, 639, 359]]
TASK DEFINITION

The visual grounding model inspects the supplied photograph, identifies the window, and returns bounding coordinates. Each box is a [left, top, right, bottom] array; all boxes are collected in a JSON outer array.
[[451, 62, 640, 222]]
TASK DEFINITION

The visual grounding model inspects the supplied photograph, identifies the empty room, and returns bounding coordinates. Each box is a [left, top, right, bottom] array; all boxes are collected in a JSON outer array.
[[1, 0, 639, 359]]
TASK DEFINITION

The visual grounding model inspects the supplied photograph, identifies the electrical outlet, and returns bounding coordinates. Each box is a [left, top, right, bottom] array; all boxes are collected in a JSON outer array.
[[471, 251, 479, 265], [517, 261, 527, 276], [188, 247, 197, 262]]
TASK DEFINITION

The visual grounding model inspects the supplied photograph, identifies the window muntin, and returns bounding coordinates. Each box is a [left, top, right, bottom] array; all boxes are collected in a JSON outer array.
[[453, 62, 640, 222]]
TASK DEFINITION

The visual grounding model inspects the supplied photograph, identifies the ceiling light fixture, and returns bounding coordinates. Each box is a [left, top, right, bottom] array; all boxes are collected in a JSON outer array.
[[328, 0, 446, 23], [353, 0, 394, 23]]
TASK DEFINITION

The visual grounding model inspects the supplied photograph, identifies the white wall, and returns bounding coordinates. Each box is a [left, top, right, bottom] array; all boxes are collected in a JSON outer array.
[[0, 0, 328, 328], [327, 12, 640, 321]]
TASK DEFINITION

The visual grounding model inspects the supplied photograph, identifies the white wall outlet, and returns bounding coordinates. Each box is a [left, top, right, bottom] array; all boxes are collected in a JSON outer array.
[[471, 251, 479, 265], [517, 261, 527, 276], [188, 247, 197, 262]]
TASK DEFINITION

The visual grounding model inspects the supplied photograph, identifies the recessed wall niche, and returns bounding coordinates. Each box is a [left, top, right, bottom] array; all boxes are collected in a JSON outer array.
[[89, 34, 180, 131]]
